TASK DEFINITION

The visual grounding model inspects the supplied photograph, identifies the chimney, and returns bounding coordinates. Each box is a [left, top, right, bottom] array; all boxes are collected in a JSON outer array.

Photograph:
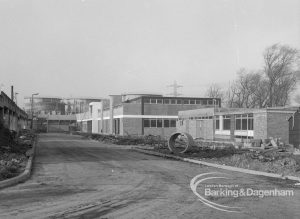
[[11, 86, 14, 101]]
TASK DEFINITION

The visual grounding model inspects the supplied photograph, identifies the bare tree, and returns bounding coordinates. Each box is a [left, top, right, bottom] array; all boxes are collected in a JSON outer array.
[[208, 44, 299, 108], [263, 44, 299, 107], [205, 83, 224, 99], [223, 69, 265, 108], [294, 94, 300, 105]]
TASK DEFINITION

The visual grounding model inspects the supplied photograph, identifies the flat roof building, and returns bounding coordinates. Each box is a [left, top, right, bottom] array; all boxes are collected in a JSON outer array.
[[177, 107, 299, 145], [76, 93, 221, 138]]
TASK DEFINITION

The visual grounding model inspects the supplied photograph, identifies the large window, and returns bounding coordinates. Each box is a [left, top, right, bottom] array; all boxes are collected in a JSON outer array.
[[150, 99, 156, 104], [242, 114, 247, 130], [144, 98, 150, 103], [164, 99, 170, 104], [170, 119, 176, 127], [223, 115, 231, 130], [235, 114, 254, 130], [150, 119, 157, 127], [235, 115, 241, 130], [144, 119, 150, 127], [143, 119, 176, 128], [171, 99, 176, 104], [183, 99, 189, 104], [177, 99, 182, 104], [248, 114, 253, 130], [164, 119, 170, 128], [157, 99, 163, 104], [215, 116, 220, 130], [190, 99, 195, 104], [157, 119, 163, 127]]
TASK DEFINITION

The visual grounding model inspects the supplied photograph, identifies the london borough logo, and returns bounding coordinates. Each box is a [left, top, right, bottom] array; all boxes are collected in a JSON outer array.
[[190, 172, 294, 213]]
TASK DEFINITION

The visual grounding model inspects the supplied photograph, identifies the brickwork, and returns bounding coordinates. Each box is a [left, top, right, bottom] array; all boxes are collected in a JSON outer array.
[[289, 111, 300, 147], [144, 127, 175, 138], [253, 112, 267, 140], [187, 120, 197, 137], [267, 112, 290, 143], [123, 103, 141, 115], [123, 118, 142, 135], [178, 108, 215, 118]]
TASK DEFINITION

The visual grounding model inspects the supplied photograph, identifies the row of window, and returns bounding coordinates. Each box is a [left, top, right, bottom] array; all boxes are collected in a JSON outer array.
[[215, 114, 254, 131], [235, 114, 253, 131], [144, 119, 176, 128], [183, 116, 213, 120], [144, 98, 219, 105]]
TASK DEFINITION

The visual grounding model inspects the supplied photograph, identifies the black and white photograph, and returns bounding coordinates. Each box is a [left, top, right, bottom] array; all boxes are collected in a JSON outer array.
[[0, 0, 300, 218]]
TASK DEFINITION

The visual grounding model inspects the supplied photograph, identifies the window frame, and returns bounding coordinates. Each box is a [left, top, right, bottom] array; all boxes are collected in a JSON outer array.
[[164, 119, 170, 128], [170, 119, 176, 127], [150, 119, 157, 127], [223, 115, 231, 130], [157, 119, 163, 128]]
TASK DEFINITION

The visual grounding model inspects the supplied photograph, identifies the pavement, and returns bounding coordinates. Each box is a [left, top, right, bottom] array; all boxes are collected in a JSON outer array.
[[0, 133, 299, 219]]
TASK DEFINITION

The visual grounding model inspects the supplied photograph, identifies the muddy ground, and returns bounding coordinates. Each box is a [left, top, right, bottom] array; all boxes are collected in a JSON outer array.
[[0, 133, 299, 219]]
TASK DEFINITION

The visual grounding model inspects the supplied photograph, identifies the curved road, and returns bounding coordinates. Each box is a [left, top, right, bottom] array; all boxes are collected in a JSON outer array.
[[0, 133, 299, 218]]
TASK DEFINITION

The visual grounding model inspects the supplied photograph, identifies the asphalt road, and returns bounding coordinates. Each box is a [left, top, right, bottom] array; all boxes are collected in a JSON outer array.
[[0, 133, 299, 219]]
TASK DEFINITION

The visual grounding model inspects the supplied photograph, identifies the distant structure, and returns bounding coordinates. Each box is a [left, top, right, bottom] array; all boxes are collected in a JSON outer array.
[[0, 91, 28, 132], [23, 96, 103, 132], [24, 96, 66, 116], [24, 96, 103, 116], [167, 80, 182, 97]]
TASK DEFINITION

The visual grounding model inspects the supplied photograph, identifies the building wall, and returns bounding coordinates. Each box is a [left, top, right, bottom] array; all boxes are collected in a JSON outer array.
[[178, 108, 215, 118], [177, 119, 214, 139], [198, 119, 214, 140], [177, 119, 190, 133], [267, 112, 290, 143], [253, 112, 267, 140], [82, 121, 87, 133], [103, 119, 110, 133], [92, 120, 98, 133], [144, 127, 175, 138], [123, 118, 142, 135], [289, 111, 300, 148], [123, 103, 141, 115]]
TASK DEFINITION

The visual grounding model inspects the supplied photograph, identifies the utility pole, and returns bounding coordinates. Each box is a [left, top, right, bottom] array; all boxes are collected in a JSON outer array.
[[167, 80, 183, 97], [31, 93, 39, 129]]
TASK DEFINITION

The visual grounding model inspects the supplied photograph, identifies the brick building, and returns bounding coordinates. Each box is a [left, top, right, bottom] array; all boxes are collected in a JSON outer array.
[[177, 107, 299, 145], [289, 108, 300, 148], [76, 93, 221, 138]]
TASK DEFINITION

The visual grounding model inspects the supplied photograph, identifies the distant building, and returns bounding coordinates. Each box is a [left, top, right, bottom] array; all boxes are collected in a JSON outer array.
[[76, 93, 221, 138], [24, 96, 102, 132], [64, 97, 103, 115], [24, 96, 102, 116], [177, 107, 299, 145], [24, 96, 65, 116]]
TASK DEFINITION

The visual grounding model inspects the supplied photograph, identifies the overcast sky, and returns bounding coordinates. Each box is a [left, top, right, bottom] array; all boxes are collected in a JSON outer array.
[[0, 0, 299, 107]]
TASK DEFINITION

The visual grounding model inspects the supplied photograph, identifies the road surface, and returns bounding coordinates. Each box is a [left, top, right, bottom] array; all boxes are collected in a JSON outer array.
[[0, 133, 299, 218]]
